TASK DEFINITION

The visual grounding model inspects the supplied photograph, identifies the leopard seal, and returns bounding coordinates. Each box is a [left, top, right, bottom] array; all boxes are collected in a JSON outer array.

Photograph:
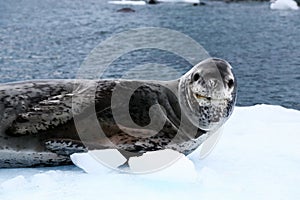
[[0, 58, 237, 168]]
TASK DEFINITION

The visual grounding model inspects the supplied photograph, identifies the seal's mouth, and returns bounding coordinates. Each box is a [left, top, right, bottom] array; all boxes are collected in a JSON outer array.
[[193, 93, 229, 102], [194, 93, 212, 101], [193, 93, 217, 101]]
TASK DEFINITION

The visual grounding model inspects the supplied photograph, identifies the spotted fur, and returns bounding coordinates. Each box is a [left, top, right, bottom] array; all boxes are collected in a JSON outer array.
[[0, 58, 237, 168]]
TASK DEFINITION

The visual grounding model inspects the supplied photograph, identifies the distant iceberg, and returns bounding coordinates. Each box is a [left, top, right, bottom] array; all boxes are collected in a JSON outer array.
[[108, 0, 201, 5], [270, 0, 299, 10], [108, 0, 147, 5], [1, 105, 300, 199], [157, 0, 200, 3]]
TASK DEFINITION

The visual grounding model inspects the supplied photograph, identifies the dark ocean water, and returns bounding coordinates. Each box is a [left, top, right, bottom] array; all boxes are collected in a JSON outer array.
[[0, 0, 299, 110]]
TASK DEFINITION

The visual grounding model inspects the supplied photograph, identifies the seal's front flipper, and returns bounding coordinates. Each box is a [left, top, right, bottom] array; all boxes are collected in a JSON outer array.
[[45, 139, 87, 156], [6, 93, 73, 135]]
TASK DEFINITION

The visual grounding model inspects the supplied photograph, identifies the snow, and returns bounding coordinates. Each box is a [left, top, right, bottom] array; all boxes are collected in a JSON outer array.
[[270, 0, 299, 10], [1, 104, 300, 200]]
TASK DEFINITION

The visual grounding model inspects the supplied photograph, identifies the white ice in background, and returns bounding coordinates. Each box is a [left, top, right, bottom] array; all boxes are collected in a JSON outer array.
[[107, 0, 201, 5], [270, 0, 299, 10], [108, 0, 147, 5], [158, 0, 200, 3], [1, 105, 300, 200]]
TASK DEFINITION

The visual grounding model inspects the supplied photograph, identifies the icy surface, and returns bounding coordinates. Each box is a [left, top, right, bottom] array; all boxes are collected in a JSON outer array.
[[1, 105, 300, 200], [270, 0, 299, 10]]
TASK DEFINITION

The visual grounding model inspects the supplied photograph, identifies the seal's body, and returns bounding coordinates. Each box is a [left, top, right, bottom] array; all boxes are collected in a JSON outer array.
[[0, 58, 237, 168]]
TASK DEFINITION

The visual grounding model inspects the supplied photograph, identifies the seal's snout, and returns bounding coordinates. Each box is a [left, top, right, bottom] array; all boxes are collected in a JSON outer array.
[[190, 73, 226, 101]]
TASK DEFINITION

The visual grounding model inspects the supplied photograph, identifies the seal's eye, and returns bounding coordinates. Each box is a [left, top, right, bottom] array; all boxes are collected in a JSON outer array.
[[227, 79, 234, 88], [193, 73, 200, 82]]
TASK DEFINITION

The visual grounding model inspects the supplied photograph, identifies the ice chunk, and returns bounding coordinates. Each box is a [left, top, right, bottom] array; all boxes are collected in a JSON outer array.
[[108, 1, 147, 5], [70, 149, 127, 173], [128, 149, 183, 173], [158, 0, 200, 3], [129, 149, 198, 182], [270, 0, 299, 10]]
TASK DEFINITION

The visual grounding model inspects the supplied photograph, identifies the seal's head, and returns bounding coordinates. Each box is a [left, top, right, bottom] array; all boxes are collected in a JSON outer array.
[[179, 58, 237, 131]]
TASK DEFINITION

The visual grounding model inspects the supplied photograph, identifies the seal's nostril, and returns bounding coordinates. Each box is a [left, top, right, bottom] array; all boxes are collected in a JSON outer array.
[[208, 79, 218, 88]]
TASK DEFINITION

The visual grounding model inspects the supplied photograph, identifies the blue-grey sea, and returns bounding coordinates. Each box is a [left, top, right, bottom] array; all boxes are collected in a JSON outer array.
[[0, 0, 299, 110]]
